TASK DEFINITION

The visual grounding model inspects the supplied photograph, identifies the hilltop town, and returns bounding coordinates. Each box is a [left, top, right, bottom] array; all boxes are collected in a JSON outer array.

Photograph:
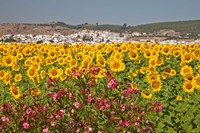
[[0, 20, 200, 44]]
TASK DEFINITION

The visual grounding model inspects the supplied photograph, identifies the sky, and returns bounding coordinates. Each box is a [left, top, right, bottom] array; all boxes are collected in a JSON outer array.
[[0, 0, 200, 26]]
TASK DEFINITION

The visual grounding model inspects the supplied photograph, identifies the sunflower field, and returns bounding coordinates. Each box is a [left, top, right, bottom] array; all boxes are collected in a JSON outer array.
[[0, 42, 200, 132]]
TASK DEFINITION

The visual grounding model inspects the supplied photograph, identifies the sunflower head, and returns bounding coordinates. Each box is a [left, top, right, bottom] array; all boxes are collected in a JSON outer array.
[[40, 70, 46, 79], [109, 59, 125, 72], [3, 55, 15, 67], [48, 67, 63, 79], [194, 75, 200, 89], [141, 89, 152, 99], [183, 80, 194, 93], [4, 71, 12, 85], [144, 49, 151, 58], [30, 88, 41, 97], [10, 84, 21, 100], [27, 68, 37, 80], [14, 74, 22, 82], [181, 52, 192, 63], [176, 95, 183, 101], [151, 80, 162, 92], [0, 70, 5, 80], [12, 64, 20, 71], [180, 65, 193, 76]]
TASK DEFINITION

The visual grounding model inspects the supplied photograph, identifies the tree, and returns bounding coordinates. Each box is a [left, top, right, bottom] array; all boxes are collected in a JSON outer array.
[[122, 23, 127, 29]]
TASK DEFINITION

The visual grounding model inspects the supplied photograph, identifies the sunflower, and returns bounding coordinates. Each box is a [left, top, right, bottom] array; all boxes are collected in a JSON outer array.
[[0, 70, 5, 80], [58, 57, 66, 66], [194, 75, 200, 89], [27, 68, 37, 80], [69, 59, 78, 69], [181, 52, 193, 63], [173, 50, 181, 57], [161, 44, 171, 55], [130, 69, 138, 77], [144, 49, 151, 59], [58, 48, 66, 56], [3, 55, 15, 67], [183, 80, 194, 93], [128, 50, 138, 60], [40, 70, 46, 79], [81, 56, 92, 68], [48, 67, 63, 79], [120, 43, 128, 52], [149, 57, 157, 67], [16, 53, 24, 61], [141, 90, 152, 99], [180, 65, 193, 76], [151, 80, 162, 92], [163, 67, 171, 74], [109, 59, 125, 72], [169, 69, 176, 76], [35, 74, 40, 85], [161, 71, 169, 79], [65, 55, 73, 62], [60, 74, 67, 81], [24, 59, 31, 67], [10, 84, 20, 99], [114, 52, 123, 60], [14, 74, 22, 82], [184, 73, 193, 81], [75, 52, 84, 61], [3, 71, 12, 85], [105, 45, 113, 54], [193, 50, 200, 60], [48, 49, 57, 58], [22, 47, 32, 56], [65, 68, 72, 77], [30, 88, 41, 97], [30, 63, 41, 71], [176, 95, 183, 101], [96, 56, 106, 67], [140, 66, 147, 74], [12, 64, 20, 71], [147, 73, 160, 83], [156, 58, 164, 66]]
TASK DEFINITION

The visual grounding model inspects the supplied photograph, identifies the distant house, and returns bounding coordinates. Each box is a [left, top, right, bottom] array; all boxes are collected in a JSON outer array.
[[131, 32, 141, 36], [157, 29, 180, 37]]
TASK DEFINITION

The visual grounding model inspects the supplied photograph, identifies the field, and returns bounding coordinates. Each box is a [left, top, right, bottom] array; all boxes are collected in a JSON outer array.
[[0, 42, 200, 132]]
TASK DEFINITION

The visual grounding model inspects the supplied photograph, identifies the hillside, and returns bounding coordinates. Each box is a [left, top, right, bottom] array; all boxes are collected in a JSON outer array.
[[129, 20, 200, 34], [0, 20, 200, 36], [0, 22, 79, 36]]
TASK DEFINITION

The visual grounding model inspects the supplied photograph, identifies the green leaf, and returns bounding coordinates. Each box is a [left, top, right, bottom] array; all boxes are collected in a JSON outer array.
[[167, 127, 176, 133], [158, 122, 165, 128]]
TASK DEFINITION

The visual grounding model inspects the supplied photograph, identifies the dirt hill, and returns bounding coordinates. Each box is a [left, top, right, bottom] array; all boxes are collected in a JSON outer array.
[[0, 22, 79, 36]]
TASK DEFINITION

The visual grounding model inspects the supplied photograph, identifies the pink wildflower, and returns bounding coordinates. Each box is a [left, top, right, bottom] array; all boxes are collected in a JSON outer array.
[[87, 94, 93, 103], [100, 106, 105, 111], [1, 116, 9, 122], [23, 122, 29, 129], [74, 101, 81, 108], [89, 81, 94, 87], [69, 93, 74, 100], [42, 127, 48, 133], [51, 121, 56, 127], [71, 109, 75, 116], [73, 71, 79, 77], [53, 94, 58, 101], [60, 109, 65, 114], [107, 79, 118, 89], [26, 108, 32, 115]]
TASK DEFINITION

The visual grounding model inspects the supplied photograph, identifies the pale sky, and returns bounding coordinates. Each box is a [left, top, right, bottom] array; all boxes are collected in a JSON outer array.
[[0, 0, 199, 26]]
